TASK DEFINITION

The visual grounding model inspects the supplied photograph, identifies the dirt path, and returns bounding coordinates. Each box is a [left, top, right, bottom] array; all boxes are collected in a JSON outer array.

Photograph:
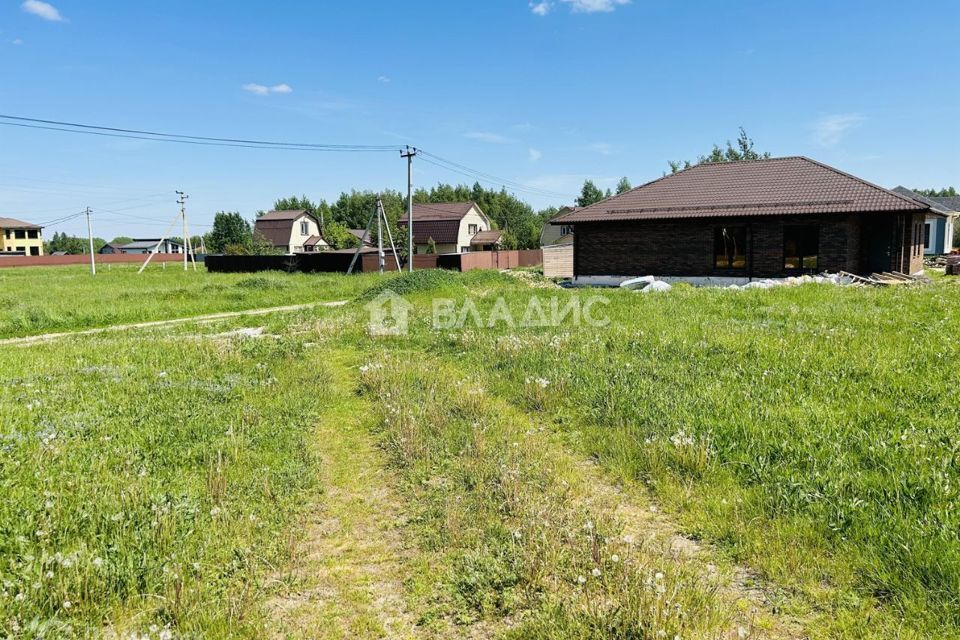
[[266, 354, 419, 640], [490, 395, 809, 640], [569, 456, 808, 639], [0, 300, 348, 346]]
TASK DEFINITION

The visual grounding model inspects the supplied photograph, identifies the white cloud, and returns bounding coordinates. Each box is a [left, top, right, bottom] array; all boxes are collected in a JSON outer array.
[[464, 131, 513, 144], [530, 2, 551, 15], [377, 75, 391, 84], [813, 113, 864, 147], [561, 0, 630, 13], [12, 39, 24, 45], [21, 0, 63, 21], [243, 83, 292, 96], [589, 142, 613, 155], [528, 148, 542, 162], [243, 83, 270, 95]]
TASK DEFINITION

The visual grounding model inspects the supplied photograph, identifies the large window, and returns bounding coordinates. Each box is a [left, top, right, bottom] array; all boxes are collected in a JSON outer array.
[[783, 226, 819, 270], [924, 223, 932, 249], [468, 224, 478, 235], [300, 220, 309, 236], [714, 226, 747, 269]]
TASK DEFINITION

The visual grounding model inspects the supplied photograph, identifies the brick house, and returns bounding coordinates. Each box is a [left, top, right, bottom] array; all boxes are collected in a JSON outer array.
[[552, 157, 930, 285]]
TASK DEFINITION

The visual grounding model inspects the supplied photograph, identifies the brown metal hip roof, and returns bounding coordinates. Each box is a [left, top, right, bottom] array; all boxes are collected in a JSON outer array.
[[553, 157, 928, 224]]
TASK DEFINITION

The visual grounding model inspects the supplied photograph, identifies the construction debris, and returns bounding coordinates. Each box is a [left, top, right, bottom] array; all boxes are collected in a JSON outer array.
[[621, 271, 928, 292], [837, 271, 930, 286]]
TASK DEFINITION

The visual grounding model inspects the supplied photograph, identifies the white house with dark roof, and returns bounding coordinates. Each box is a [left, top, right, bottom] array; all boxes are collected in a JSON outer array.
[[892, 187, 955, 255], [120, 239, 184, 254], [396, 202, 492, 254], [254, 210, 326, 253]]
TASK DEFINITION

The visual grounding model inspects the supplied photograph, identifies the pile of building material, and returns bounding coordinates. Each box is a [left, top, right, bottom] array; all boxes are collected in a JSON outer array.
[[620, 271, 926, 292], [836, 271, 930, 286]]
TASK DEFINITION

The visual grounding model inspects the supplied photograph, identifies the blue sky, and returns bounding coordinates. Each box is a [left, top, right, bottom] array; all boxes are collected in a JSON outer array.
[[0, 0, 958, 239]]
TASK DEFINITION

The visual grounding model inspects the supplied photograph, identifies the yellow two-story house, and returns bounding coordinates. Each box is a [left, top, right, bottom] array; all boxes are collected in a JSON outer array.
[[0, 217, 44, 256]]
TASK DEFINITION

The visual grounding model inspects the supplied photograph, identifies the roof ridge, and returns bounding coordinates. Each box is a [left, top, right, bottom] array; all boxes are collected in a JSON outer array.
[[797, 157, 925, 209], [562, 157, 808, 220]]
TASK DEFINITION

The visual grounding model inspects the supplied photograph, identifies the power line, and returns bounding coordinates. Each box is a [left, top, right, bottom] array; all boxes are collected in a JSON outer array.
[[38, 211, 86, 226], [0, 113, 577, 204], [0, 115, 401, 152], [417, 153, 574, 200]]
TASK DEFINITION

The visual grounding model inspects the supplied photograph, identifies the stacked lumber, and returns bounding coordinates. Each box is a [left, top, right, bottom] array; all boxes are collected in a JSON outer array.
[[837, 271, 928, 286]]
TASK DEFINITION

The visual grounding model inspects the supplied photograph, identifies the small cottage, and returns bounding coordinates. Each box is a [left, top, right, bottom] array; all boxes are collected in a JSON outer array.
[[254, 210, 324, 254], [396, 202, 492, 254]]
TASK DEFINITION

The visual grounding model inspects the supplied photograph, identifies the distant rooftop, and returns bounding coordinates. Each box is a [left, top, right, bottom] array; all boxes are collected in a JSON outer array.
[[0, 217, 42, 229]]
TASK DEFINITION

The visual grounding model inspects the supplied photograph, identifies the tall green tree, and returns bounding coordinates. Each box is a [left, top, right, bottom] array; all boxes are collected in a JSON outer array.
[[913, 187, 958, 198], [321, 220, 360, 250], [46, 232, 91, 254], [207, 212, 252, 254], [576, 180, 606, 208], [616, 177, 632, 194], [668, 127, 771, 173]]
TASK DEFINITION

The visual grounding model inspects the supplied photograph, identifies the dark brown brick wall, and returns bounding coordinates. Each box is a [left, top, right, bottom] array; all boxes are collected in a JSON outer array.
[[575, 213, 918, 278]]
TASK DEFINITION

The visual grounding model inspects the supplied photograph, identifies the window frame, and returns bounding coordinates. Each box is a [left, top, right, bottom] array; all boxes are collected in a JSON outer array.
[[783, 224, 820, 272], [713, 225, 748, 272], [300, 220, 310, 236]]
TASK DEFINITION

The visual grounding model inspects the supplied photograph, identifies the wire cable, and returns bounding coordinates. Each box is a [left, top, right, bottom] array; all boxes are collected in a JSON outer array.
[[0, 115, 401, 152]]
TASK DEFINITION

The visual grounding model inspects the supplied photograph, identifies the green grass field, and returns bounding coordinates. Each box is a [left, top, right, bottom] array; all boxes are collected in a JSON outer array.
[[0, 264, 377, 339], [0, 265, 957, 638]]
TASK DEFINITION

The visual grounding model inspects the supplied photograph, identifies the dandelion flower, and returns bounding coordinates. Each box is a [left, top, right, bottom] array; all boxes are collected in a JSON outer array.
[[591, 568, 601, 577], [63, 601, 71, 609], [611, 554, 620, 563], [655, 571, 665, 580], [92, 557, 103, 568], [577, 575, 587, 584]]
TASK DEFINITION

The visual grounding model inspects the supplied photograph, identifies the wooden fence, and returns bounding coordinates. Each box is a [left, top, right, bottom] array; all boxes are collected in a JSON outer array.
[[542, 244, 573, 278]]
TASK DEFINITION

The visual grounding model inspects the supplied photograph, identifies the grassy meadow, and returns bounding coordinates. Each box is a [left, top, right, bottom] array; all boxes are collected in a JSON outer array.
[[0, 264, 958, 638], [0, 264, 376, 339]]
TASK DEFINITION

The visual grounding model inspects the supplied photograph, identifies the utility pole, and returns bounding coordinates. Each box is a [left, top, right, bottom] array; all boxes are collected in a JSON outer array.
[[84, 206, 96, 276], [376, 196, 384, 274], [176, 190, 189, 271], [400, 146, 418, 272]]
